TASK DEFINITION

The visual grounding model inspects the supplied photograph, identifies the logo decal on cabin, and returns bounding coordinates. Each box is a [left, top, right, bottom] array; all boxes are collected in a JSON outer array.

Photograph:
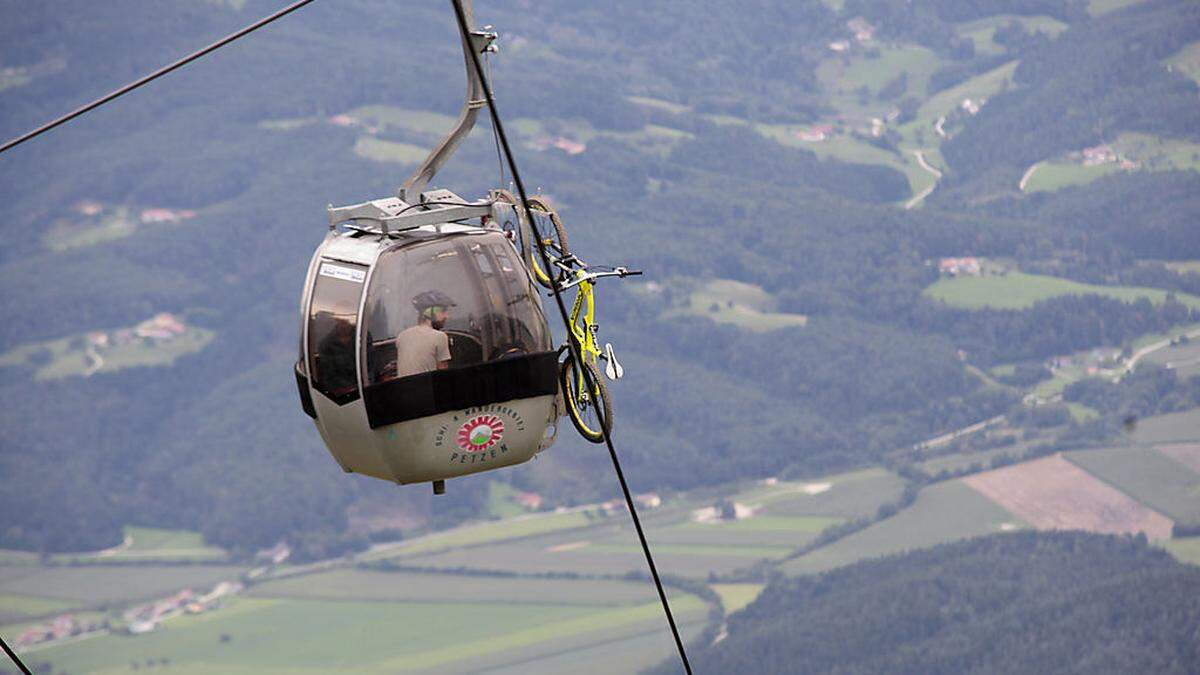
[[456, 415, 505, 452]]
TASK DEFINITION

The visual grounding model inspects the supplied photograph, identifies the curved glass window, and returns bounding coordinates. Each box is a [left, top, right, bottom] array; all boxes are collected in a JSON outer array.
[[307, 260, 367, 405], [361, 232, 550, 387]]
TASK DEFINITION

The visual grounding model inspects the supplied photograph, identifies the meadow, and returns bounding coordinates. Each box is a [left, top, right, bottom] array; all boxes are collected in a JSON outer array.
[[661, 278, 808, 332], [780, 480, 1021, 575], [923, 271, 1200, 311], [1130, 409, 1200, 444], [32, 590, 707, 674], [1065, 447, 1200, 524]]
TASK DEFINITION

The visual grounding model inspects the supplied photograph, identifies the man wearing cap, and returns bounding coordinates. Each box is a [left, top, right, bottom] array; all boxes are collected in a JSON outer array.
[[395, 290, 456, 377]]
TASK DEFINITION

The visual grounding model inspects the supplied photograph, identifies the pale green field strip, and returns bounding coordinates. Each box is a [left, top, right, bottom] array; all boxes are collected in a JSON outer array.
[[750, 467, 908, 520], [626, 95, 690, 115], [1065, 447, 1200, 523], [1164, 260, 1200, 275], [662, 278, 808, 333], [0, 565, 246, 604], [781, 480, 1024, 576], [249, 569, 655, 606], [403, 536, 769, 578], [1065, 402, 1101, 423], [34, 595, 705, 675], [1144, 334, 1200, 379], [586, 543, 792, 558], [924, 271, 1200, 311], [1162, 537, 1200, 567], [1131, 409, 1200, 444], [1168, 41, 1200, 86], [61, 526, 228, 563], [710, 583, 764, 614], [645, 516, 842, 549], [0, 593, 79, 622], [0, 328, 216, 381], [470, 619, 708, 675], [45, 209, 138, 252], [1024, 132, 1200, 193], [353, 136, 427, 164], [1088, 0, 1148, 16], [755, 124, 933, 198], [818, 44, 943, 101], [361, 509, 594, 561], [349, 105, 457, 136], [955, 16, 1067, 57]]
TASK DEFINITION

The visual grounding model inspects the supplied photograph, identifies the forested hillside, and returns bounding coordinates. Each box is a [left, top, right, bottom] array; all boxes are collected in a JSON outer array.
[[649, 532, 1200, 675], [1, 0, 1198, 557]]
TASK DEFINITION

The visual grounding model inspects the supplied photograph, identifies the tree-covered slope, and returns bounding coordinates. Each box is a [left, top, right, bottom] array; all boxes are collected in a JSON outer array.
[[651, 532, 1200, 674]]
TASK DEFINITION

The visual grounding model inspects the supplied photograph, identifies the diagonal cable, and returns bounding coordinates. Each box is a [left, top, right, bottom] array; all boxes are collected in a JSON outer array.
[[448, 1, 694, 673], [0, 0, 317, 156], [0, 635, 32, 675]]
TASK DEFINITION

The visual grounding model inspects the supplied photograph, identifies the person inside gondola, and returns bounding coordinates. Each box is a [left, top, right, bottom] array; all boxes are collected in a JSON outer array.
[[395, 290, 456, 377]]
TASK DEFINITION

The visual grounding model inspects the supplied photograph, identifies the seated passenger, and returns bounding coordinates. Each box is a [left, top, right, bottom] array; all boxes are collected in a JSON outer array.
[[395, 290, 456, 377]]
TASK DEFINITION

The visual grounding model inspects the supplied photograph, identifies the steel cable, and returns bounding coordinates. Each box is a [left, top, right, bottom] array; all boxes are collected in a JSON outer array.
[[448, 1, 695, 673]]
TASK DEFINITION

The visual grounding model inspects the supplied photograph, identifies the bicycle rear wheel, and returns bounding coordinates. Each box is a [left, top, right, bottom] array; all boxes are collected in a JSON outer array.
[[559, 354, 612, 443], [523, 195, 570, 289]]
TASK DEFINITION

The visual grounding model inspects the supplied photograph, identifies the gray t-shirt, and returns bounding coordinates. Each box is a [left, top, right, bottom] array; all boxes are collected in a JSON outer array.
[[395, 324, 451, 377]]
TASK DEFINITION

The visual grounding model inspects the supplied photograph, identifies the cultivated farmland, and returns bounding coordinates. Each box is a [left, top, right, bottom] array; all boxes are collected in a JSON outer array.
[[780, 480, 1021, 575], [963, 455, 1175, 540], [1065, 447, 1200, 524], [1157, 443, 1200, 475], [1131, 409, 1200, 444], [923, 271, 1200, 311]]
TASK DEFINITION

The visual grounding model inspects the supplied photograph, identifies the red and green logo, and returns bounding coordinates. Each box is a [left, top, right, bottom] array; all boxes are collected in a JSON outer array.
[[456, 415, 505, 452]]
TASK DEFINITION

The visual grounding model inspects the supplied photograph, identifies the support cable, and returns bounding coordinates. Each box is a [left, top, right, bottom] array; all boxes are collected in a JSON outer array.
[[0, 635, 32, 675], [0, 0, 317, 156], [449, 2, 694, 673]]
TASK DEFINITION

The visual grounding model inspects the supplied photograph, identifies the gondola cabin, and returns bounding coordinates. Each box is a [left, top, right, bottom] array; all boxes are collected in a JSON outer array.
[[296, 192, 560, 492]]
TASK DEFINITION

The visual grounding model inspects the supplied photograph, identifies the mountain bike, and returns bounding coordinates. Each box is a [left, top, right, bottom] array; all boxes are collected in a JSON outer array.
[[553, 254, 640, 442]]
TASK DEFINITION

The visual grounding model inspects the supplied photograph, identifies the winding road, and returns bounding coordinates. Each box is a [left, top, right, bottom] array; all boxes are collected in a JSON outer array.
[[905, 150, 943, 210]]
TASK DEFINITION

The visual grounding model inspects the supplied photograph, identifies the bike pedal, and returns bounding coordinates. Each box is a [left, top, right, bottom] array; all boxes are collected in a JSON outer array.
[[604, 343, 624, 380]]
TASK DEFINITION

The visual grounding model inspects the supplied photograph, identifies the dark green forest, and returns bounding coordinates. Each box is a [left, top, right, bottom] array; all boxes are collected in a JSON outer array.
[[1, 0, 1198, 556], [649, 532, 1200, 675]]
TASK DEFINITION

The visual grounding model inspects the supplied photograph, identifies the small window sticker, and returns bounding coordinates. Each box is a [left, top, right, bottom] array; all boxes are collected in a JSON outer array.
[[319, 262, 366, 283]]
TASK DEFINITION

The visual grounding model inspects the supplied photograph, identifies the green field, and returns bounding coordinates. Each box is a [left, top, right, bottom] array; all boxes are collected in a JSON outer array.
[[747, 468, 907, 520], [923, 271, 1200, 311], [44, 208, 139, 252], [0, 593, 79, 624], [1144, 338, 1200, 379], [955, 16, 1067, 56], [780, 480, 1023, 576], [1024, 132, 1200, 193], [0, 565, 245, 606], [349, 105, 457, 137], [1088, 0, 1148, 16], [353, 136, 428, 164], [0, 327, 215, 381], [1162, 537, 1200, 566], [900, 60, 1017, 143], [711, 583, 763, 614], [249, 569, 655, 607], [55, 527, 228, 564], [1065, 447, 1200, 524], [361, 509, 594, 561], [401, 532, 768, 578], [662, 278, 808, 332], [1168, 41, 1200, 86], [817, 44, 943, 103], [1130, 409, 1200, 444], [31, 593, 707, 674]]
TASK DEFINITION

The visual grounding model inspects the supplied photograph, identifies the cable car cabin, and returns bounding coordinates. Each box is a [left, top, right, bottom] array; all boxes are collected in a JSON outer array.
[[295, 193, 560, 490]]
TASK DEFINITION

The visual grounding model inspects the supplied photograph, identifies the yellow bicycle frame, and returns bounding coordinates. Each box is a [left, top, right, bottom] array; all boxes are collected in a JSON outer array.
[[567, 272, 601, 367]]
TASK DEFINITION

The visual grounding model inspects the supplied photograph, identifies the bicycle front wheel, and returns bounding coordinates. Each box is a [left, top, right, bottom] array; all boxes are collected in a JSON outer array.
[[524, 196, 570, 289], [559, 354, 612, 443]]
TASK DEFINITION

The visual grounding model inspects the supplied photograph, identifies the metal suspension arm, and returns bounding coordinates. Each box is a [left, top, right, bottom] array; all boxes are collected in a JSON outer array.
[[399, 0, 496, 201]]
